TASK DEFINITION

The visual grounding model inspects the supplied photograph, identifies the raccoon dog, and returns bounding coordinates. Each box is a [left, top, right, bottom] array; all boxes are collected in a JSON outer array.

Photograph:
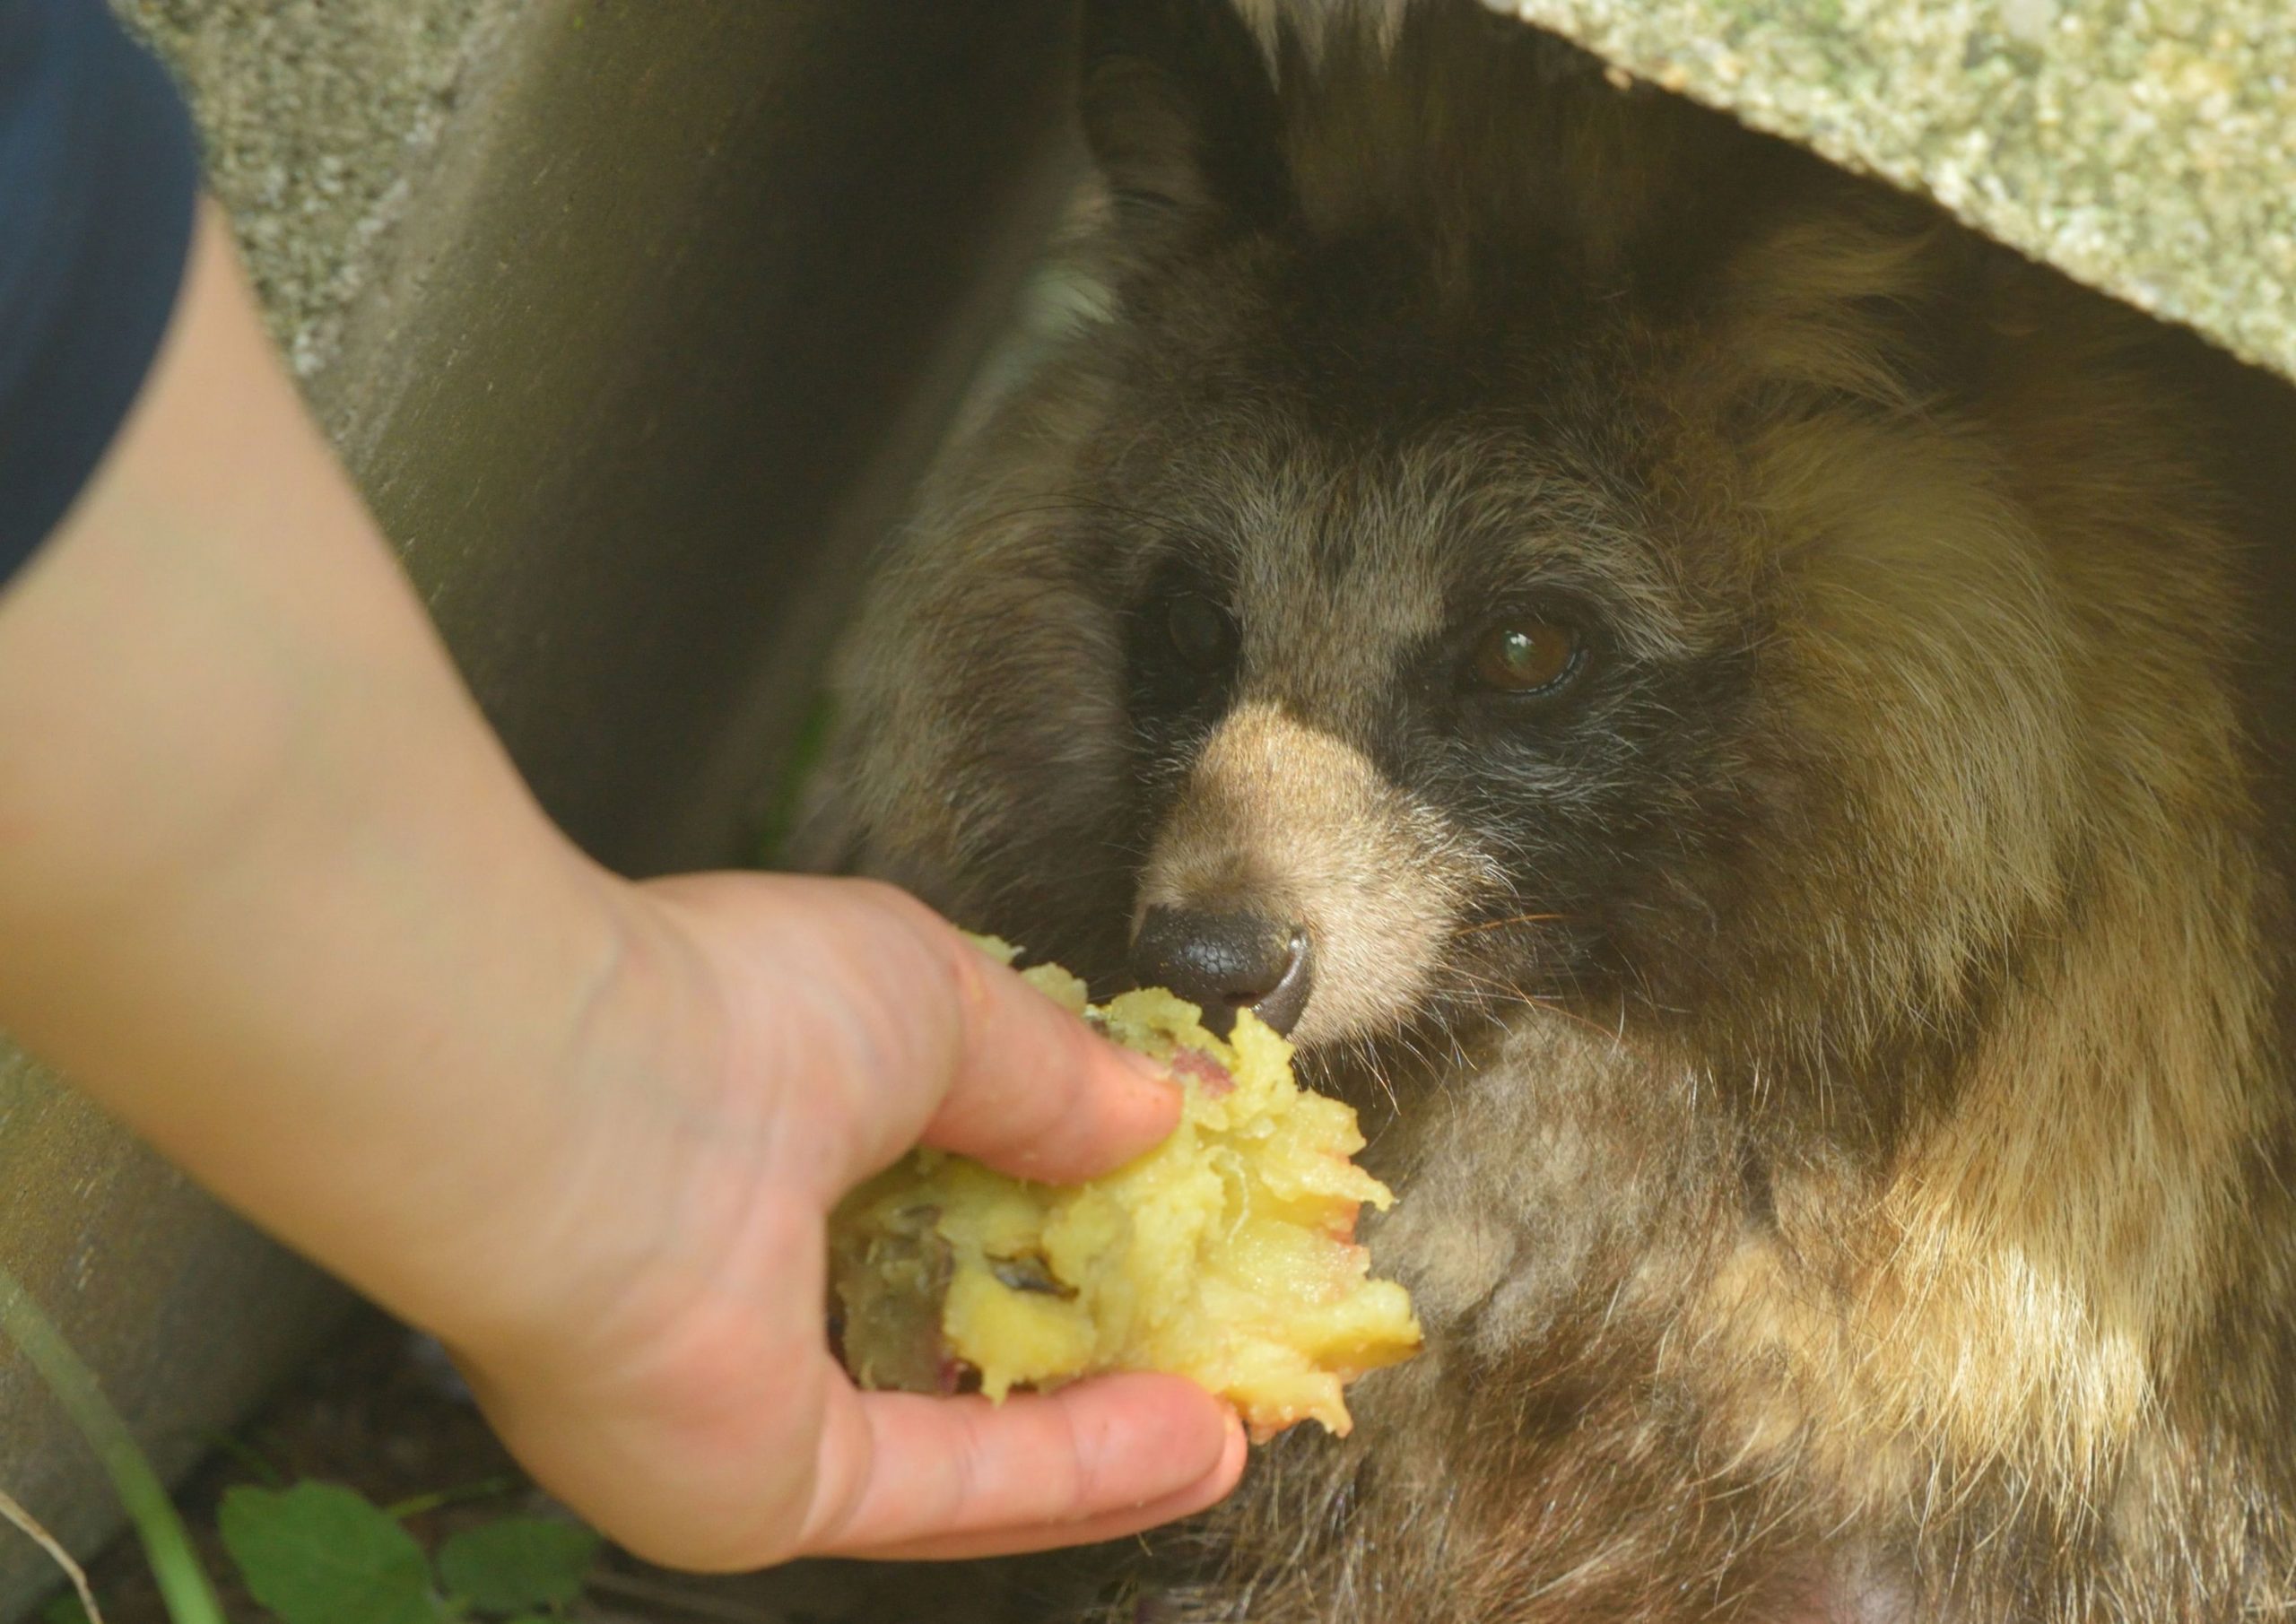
[[815, 0, 2296, 1616]]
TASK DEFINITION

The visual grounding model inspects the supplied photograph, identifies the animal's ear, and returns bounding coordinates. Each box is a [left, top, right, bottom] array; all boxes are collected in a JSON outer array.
[[1714, 196, 2010, 419], [1079, 0, 1291, 243]]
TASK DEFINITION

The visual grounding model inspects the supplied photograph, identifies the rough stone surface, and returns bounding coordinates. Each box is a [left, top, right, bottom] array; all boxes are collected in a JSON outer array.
[[1483, 0, 2296, 383], [113, 0, 514, 378]]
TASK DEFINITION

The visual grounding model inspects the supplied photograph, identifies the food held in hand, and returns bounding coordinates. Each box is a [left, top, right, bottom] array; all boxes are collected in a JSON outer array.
[[830, 939, 1421, 1439]]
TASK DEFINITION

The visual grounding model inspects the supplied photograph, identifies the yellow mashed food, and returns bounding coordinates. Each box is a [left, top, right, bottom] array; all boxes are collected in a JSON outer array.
[[830, 937, 1422, 1439]]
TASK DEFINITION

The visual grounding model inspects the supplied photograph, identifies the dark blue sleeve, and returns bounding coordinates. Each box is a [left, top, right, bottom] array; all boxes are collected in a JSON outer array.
[[0, 0, 201, 587]]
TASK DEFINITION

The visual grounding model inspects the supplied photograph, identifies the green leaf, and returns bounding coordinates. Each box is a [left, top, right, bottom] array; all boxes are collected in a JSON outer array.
[[436, 1517, 599, 1612], [218, 1482, 447, 1624], [39, 1597, 93, 1624]]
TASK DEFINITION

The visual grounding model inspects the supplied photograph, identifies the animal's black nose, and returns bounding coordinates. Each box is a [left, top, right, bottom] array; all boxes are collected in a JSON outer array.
[[1128, 906, 1312, 1038]]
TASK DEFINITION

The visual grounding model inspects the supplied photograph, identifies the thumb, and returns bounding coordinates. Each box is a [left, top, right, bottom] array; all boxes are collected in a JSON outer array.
[[913, 921, 1181, 1185], [644, 873, 1181, 1190]]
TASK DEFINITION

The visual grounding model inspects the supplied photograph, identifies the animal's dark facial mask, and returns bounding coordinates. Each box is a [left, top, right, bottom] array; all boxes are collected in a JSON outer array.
[[813, 1, 2296, 1618]]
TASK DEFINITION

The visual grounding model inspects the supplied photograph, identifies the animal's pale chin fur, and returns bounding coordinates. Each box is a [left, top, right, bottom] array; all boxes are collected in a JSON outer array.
[[814, 0, 2296, 1617]]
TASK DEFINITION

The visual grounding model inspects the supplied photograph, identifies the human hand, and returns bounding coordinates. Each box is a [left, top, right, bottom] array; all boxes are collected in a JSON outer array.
[[0, 201, 1239, 1576], [443, 873, 1248, 1570]]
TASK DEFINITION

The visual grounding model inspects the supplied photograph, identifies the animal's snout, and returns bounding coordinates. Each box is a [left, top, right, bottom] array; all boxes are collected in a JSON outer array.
[[1129, 905, 1313, 1038]]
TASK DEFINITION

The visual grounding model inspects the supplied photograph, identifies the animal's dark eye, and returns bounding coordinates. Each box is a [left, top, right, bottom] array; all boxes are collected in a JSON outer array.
[[1165, 593, 1237, 671], [1467, 620, 1581, 695]]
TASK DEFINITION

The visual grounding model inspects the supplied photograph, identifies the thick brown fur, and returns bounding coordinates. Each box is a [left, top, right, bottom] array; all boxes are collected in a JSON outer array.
[[813, 1, 2296, 1617]]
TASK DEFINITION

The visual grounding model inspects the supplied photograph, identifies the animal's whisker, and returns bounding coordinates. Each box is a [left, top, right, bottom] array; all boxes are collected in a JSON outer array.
[[1434, 965, 1651, 1061], [1449, 911, 1573, 937]]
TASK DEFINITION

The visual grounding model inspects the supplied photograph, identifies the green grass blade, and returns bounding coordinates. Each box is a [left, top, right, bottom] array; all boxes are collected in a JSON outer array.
[[0, 1266, 228, 1624], [754, 690, 836, 869], [381, 1472, 520, 1522]]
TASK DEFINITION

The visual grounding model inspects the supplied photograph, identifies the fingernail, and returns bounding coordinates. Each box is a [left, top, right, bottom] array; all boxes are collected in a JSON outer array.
[[1114, 1046, 1176, 1091]]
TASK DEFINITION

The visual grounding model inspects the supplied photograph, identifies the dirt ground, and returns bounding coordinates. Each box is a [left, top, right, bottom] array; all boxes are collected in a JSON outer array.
[[72, 1308, 1108, 1624]]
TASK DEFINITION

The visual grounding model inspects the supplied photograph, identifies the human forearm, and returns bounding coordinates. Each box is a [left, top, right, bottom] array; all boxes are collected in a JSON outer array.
[[0, 200, 629, 1342]]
